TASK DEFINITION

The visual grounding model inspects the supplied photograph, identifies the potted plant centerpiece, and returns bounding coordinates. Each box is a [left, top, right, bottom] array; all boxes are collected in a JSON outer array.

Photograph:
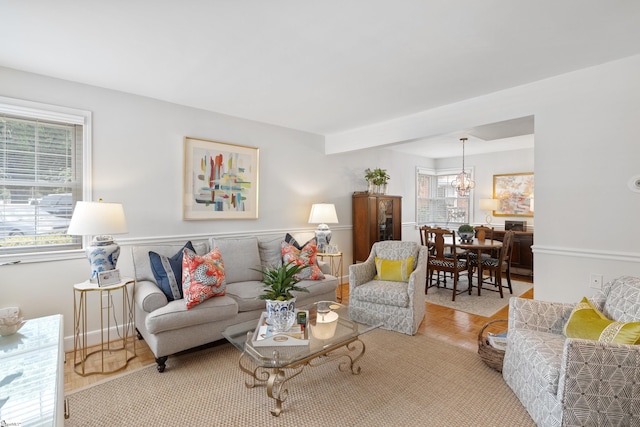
[[364, 168, 391, 194], [458, 224, 475, 243], [257, 262, 309, 331]]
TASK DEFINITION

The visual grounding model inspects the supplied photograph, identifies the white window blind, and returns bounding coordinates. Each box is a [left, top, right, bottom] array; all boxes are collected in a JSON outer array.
[[416, 167, 472, 225], [0, 98, 89, 254]]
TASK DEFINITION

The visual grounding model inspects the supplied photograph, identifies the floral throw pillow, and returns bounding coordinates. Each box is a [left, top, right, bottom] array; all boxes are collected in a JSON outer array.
[[281, 239, 325, 280], [182, 247, 226, 309]]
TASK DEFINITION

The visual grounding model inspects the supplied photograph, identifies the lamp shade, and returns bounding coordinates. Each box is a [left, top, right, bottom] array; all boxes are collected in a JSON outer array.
[[67, 201, 128, 236], [479, 199, 500, 211], [308, 203, 338, 224]]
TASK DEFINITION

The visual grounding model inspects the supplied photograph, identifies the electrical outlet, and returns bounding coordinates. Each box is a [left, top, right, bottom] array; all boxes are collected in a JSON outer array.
[[101, 294, 111, 309], [590, 274, 603, 289]]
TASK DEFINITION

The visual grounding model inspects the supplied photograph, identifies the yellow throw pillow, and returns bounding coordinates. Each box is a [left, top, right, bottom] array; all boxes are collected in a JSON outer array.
[[564, 297, 640, 344], [373, 256, 414, 282]]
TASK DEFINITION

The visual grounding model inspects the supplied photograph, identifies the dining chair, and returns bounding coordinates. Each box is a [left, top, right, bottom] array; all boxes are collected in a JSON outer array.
[[467, 225, 495, 275], [426, 228, 470, 301], [420, 225, 443, 290], [473, 230, 514, 298]]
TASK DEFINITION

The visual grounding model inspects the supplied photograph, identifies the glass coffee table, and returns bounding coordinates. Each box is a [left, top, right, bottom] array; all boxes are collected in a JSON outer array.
[[222, 302, 382, 416]]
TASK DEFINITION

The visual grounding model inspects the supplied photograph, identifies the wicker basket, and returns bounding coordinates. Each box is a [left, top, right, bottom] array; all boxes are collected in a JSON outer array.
[[477, 319, 508, 372]]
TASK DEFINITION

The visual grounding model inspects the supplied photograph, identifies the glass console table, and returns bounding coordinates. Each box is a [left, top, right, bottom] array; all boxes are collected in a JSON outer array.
[[223, 302, 382, 416], [0, 314, 66, 426]]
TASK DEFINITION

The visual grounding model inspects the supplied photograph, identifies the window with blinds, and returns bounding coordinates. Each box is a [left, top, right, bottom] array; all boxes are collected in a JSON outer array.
[[0, 98, 89, 254], [416, 167, 472, 225]]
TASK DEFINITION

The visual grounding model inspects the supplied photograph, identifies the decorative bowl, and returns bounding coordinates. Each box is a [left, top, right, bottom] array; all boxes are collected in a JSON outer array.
[[459, 232, 475, 243], [0, 306, 25, 336], [270, 311, 296, 333], [0, 320, 25, 336]]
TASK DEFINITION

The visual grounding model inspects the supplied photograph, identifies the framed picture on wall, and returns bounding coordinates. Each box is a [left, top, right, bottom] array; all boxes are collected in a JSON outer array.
[[183, 136, 259, 220], [493, 172, 534, 217]]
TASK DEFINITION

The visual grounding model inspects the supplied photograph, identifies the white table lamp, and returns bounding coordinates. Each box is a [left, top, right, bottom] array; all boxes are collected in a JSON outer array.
[[67, 200, 128, 282], [479, 198, 500, 225], [308, 203, 338, 253]]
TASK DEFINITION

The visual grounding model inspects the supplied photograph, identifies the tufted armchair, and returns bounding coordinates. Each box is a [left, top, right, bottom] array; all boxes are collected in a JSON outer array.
[[503, 276, 640, 426], [348, 241, 427, 335]]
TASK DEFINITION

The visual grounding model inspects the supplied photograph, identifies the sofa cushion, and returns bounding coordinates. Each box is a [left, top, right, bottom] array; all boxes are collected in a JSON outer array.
[[281, 239, 325, 280], [145, 295, 238, 334], [225, 280, 268, 312], [148, 241, 195, 301], [210, 237, 263, 284], [564, 297, 640, 344], [374, 256, 414, 282], [182, 248, 226, 309], [226, 276, 339, 312], [258, 235, 283, 268], [132, 241, 209, 283]]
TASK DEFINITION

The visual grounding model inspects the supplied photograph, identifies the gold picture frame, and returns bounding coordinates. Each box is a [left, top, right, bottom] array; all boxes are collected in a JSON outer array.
[[493, 172, 534, 217], [183, 136, 259, 220]]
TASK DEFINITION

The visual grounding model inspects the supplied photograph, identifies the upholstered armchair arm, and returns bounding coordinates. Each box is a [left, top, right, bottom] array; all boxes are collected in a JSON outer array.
[[135, 280, 168, 313], [406, 246, 428, 305], [349, 258, 376, 291], [557, 338, 640, 423], [508, 297, 574, 335]]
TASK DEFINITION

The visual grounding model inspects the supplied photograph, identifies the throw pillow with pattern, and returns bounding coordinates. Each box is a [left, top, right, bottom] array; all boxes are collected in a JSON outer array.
[[182, 247, 226, 309], [281, 239, 325, 280]]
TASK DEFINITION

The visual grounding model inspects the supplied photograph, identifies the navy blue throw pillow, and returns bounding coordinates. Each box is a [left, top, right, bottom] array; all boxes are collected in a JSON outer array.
[[149, 241, 195, 301]]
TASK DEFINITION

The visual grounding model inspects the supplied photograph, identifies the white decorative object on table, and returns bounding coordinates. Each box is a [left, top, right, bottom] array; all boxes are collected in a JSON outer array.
[[0, 306, 25, 336]]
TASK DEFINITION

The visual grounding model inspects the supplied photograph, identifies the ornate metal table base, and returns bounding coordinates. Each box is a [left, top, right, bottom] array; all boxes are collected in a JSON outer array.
[[238, 337, 365, 416]]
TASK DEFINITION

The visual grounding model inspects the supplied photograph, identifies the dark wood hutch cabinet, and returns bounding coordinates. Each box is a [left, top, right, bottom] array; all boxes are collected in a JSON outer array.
[[493, 230, 534, 277], [352, 193, 402, 263]]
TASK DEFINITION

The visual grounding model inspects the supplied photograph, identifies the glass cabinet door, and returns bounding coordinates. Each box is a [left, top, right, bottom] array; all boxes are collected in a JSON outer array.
[[378, 199, 395, 241]]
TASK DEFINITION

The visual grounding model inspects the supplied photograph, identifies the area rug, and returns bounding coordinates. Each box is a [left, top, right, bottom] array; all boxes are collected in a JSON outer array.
[[424, 276, 533, 317], [65, 329, 534, 426]]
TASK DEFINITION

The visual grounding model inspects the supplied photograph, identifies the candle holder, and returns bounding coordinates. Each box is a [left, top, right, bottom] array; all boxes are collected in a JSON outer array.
[[311, 301, 339, 339]]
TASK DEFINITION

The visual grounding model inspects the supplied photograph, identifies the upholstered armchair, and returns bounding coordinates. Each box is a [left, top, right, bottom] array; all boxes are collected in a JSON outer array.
[[348, 241, 427, 335], [503, 276, 640, 426]]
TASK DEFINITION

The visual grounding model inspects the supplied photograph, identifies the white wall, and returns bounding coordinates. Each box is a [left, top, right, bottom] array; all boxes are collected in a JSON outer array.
[[327, 54, 640, 302], [0, 66, 430, 349]]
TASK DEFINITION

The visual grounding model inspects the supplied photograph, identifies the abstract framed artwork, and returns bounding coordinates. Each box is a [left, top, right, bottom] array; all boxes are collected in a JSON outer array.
[[183, 137, 259, 220], [493, 172, 534, 217]]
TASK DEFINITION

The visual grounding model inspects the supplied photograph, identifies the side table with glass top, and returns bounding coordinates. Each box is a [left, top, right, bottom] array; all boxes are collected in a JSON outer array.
[[222, 302, 383, 416], [317, 251, 343, 301], [73, 278, 136, 376]]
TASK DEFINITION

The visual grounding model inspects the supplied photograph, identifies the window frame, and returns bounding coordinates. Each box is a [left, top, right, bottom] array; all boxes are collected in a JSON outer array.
[[0, 96, 92, 263], [416, 166, 475, 226]]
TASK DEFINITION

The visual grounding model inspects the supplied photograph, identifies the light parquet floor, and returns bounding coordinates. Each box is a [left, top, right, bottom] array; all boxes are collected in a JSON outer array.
[[64, 277, 533, 393]]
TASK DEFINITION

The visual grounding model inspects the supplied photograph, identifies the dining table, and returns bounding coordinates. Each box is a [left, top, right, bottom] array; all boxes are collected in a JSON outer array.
[[444, 236, 503, 295]]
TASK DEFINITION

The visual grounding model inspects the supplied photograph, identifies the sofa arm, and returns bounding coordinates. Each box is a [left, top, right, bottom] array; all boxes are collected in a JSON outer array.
[[508, 297, 574, 335], [349, 259, 376, 290], [557, 338, 640, 423], [135, 280, 168, 313]]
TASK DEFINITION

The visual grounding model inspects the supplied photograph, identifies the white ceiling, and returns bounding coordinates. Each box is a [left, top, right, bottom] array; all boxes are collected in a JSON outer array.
[[2, 1, 640, 157]]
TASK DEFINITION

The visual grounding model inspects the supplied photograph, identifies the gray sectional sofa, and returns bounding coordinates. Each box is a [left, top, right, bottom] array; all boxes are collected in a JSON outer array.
[[131, 235, 338, 372]]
